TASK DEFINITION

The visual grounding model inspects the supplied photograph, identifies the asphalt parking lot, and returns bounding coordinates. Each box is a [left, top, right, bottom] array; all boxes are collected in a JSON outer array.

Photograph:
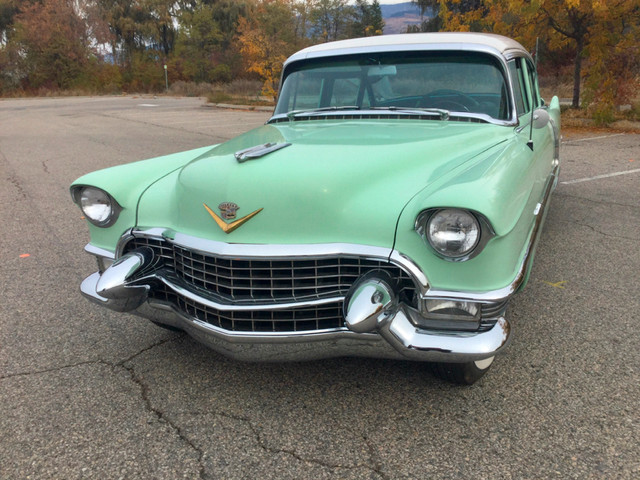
[[1, 96, 638, 479]]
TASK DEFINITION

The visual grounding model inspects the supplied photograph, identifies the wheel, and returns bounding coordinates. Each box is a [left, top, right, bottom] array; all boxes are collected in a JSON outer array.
[[429, 357, 494, 385]]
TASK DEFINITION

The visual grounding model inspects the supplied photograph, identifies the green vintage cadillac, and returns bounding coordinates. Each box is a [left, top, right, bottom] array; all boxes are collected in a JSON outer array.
[[71, 33, 560, 384]]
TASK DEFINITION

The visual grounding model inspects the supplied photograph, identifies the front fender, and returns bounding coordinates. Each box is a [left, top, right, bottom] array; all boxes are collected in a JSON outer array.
[[71, 146, 215, 252], [394, 136, 549, 293]]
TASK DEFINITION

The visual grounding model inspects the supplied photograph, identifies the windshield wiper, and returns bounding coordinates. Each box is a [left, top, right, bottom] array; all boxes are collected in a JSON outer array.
[[369, 106, 450, 120], [286, 105, 360, 121]]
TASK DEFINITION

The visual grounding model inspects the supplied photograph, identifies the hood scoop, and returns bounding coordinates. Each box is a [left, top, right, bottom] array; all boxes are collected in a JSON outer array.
[[234, 142, 291, 163]]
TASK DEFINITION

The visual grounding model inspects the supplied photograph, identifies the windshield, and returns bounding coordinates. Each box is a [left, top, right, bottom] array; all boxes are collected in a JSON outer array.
[[274, 51, 510, 121]]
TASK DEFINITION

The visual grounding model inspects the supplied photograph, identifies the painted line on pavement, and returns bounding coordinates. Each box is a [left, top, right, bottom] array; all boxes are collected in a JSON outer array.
[[561, 168, 640, 185], [563, 133, 625, 143]]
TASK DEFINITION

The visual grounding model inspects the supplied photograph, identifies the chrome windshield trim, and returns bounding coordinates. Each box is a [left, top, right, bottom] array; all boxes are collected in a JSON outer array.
[[84, 243, 115, 260], [284, 42, 530, 68], [267, 110, 517, 127], [279, 42, 521, 125]]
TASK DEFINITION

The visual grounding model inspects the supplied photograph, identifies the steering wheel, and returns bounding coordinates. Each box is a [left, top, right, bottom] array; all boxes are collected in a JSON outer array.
[[420, 89, 480, 112]]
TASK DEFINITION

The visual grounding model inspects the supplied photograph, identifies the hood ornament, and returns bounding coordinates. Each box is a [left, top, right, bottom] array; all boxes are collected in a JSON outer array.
[[234, 142, 291, 163], [203, 203, 263, 234]]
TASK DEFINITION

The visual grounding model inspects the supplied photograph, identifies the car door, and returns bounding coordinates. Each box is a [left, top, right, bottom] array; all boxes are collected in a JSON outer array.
[[509, 57, 555, 215]]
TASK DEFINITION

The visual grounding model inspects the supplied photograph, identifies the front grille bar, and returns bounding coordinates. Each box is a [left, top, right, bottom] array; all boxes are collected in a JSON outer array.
[[124, 237, 415, 305]]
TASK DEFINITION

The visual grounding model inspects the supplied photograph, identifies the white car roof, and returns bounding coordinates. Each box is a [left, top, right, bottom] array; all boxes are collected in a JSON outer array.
[[284, 32, 531, 66]]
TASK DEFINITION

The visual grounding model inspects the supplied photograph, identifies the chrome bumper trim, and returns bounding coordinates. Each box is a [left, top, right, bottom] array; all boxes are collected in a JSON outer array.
[[80, 270, 509, 362], [379, 308, 509, 360], [84, 243, 115, 260]]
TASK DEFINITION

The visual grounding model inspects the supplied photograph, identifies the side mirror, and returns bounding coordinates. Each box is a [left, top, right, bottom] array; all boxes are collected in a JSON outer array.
[[532, 108, 550, 129]]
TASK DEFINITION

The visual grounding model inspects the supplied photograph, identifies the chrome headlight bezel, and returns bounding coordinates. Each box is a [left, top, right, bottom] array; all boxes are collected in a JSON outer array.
[[415, 208, 495, 261], [71, 185, 122, 227]]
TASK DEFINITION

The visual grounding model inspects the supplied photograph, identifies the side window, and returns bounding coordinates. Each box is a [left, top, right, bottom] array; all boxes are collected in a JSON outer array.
[[508, 60, 526, 115], [524, 59, 540, 109], [508, 58, 534, 115]]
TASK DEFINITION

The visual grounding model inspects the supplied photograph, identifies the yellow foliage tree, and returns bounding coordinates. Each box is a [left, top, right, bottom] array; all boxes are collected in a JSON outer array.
[[237, 0, 306, 100], [439, 0, 640, 115]]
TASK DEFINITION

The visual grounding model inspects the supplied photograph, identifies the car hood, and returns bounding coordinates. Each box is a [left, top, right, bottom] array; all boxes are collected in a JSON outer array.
[[137, 120, 510, 249]]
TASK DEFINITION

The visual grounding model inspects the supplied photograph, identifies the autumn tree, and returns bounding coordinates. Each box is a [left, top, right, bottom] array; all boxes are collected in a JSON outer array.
[[142, 0, 178, 56], [0, 0, 20, 43], [409, 0, 482, 32], [350, 0, 384, 37], [174, 0, 248, 82], [96, 0, 151, 65], [174, 2, 224, 82], [237, 0, 306, 99], [11, 0, 93, 90], [309, 0, 352, 42], [440, 0, 640, 112]]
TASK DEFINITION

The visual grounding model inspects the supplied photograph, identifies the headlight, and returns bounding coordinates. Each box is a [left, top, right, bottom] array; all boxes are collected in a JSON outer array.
[[416, 208, 480, 260], [72, 186, 120, 227]]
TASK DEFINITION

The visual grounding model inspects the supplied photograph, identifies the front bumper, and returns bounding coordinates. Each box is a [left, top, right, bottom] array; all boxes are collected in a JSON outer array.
[[81, 266, 511, 363]]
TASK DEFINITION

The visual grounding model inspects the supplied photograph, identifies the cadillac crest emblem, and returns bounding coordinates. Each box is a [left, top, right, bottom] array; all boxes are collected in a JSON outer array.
[[203, 202, 263, 234], [218, 202, 239, 220]]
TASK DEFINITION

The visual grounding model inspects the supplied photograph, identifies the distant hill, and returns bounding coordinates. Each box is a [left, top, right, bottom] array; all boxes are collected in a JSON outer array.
[[380, 2, 433, 34]]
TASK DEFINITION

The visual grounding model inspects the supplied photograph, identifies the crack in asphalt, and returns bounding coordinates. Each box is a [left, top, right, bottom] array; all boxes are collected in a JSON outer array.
[[0, 336, 209, 478], [362, 433, 390, 480], [121, 362, 209, 480], [0, 359, 113, 381], [0, 334, 178, 381], [187, 410, 386, 476], [554, 191, 639, 210], [1, 337, 387, 477], [2, 146, 28, 200], [114, 335, 210, 479], [566, 220, 637, 242]]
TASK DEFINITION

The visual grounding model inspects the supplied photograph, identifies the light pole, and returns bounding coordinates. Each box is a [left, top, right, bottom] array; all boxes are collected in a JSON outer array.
[[164, 64, 168, 92]]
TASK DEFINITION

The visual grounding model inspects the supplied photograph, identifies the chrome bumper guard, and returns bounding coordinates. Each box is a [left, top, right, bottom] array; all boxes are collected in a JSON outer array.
[[81, 255, 510, 362]]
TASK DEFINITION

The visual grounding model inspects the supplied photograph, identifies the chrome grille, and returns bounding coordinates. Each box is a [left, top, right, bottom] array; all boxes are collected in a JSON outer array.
[[150, 287, 345, 332], [122, 235, 417, 333], [123, 237, 415, 305]]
